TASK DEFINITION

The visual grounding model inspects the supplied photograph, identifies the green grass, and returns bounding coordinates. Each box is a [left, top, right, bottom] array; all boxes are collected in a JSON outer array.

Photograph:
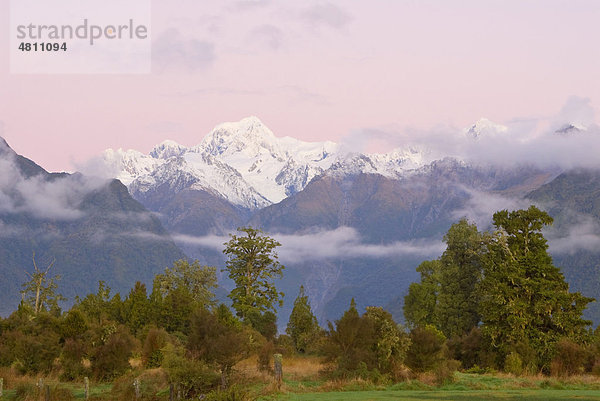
[[274, 390, 600, 400], [259, 373, 600, 401]]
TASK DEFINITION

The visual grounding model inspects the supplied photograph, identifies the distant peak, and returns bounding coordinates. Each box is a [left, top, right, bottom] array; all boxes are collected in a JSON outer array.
[[211, 116, 273, 136], [465, 118, 507, 139], [150, 140, 187, 159], [555, 123, 587, 135]]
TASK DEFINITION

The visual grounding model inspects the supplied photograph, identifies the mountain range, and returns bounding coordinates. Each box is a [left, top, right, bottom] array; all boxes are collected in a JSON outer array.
[[91, 117, 600, 326], [0, 137, 185, 316], [1, 116, 599, 327]]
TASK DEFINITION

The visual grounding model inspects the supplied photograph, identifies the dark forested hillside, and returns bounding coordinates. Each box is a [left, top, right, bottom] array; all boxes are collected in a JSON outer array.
[[0, 138, 186, 316]]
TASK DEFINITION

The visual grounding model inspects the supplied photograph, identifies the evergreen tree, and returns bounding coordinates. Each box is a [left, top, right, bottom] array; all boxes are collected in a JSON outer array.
[[403, 260, 441, 329], [435, 219, 484, 338], [286, 285, 320, 353], [478, 206, 593, 371], [123, 281, 151, 334], [223, 227, 284, 323]]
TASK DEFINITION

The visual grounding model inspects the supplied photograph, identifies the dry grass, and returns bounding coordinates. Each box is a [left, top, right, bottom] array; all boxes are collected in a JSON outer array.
[[236, 354, 323, 382], [0, 366, 56, 390]]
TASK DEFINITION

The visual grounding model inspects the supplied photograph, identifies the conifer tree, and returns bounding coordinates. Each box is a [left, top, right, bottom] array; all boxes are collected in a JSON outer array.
[[286, 285, 320, 353]]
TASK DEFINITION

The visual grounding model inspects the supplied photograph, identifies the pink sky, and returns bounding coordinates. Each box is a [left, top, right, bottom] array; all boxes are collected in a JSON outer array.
[[1, 0, 600, 172]]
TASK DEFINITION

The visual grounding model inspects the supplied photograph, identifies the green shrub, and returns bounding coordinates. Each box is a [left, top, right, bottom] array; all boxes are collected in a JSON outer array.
[[504, 352, 523, 375], [162, 343, 220, 398], [406, 325, 446, 373]]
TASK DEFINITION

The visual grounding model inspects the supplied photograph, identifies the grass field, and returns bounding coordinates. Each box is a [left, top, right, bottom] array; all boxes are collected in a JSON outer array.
[[2, 358, 600, 400], [275, 389, 600, 400]]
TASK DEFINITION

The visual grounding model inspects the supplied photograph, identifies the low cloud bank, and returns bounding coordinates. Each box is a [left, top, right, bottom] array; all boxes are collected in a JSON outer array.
[[0, 155, 107, 220], [169, 226, 444, 263]]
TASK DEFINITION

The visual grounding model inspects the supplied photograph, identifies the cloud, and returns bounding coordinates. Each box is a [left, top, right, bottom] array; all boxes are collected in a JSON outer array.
[[547, 214, 600, 255], [302, 2, 351, 30], [169, 227, 444, 263], [0, 155, 107, 220], [550, 96, 596, 132], [452, 188, 533, 230], [344, 97, 600, 169], [152, 28, 216, 73]]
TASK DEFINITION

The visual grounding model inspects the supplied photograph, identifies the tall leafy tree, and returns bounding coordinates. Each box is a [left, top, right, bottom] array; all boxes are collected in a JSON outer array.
[[435, 219, 485, 338], [403, 259, 441, 329], [404, 219, 484, 338], [223, 227, 284, 322], [478, 205, 593, 371], [152, 259, 217, 308], [287, 285, 321, 353]]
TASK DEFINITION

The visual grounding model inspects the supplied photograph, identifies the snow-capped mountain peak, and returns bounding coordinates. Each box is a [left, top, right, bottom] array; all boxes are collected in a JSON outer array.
[[465, 118, 508, 139], [99, 117, 433, 209], [150, 140, 187, 159], [197, 116, 279, 158]]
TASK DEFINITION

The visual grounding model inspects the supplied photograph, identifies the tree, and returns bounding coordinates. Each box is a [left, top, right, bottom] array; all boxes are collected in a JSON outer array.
[[153, 259, 217, 308], [187, 306, 251, 388], [404, 219, 485, 338], [323, 299, 376, 376], [123, 281, 152, 334], [74, 281, 112, 324], [287, 285, 321, 353], [364, 306, 411, 374], [478, 206, 593, 371], [323, 300, 410, 379], [435, 219, 484, 338], [223, 227, 285, 322], [403, 259, 441, 329], [21, 252, 64, 315]]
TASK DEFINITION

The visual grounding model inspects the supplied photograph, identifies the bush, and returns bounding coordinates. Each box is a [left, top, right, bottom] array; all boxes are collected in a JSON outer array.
[[551, 339, 587, 377], [111, 369, 168, 401], [434, 359, 460, 385], [257, 341, 274, 373], [142, 327, 169, 368], [504, 352, 523, 375], [92, 325, 139, 381], [162, 343, 220, 398], [60, 338, 89, 380], [406, 326, 446, 373]]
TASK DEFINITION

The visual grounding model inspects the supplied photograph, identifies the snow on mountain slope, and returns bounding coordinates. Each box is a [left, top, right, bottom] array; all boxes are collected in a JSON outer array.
[[193, 116, 340, 202], [465, 118, 508, 139], [100, 116, 442, 209]]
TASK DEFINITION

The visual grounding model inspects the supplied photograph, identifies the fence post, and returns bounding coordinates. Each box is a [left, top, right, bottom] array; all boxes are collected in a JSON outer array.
[[45, 384, 50, 401], [274, 353, 283, 390], [133, 378, 141, 400], [169, 383, 174, 401], [84, 377, 89, 400], [37, 378, 43, 399], [0, 377, 3, 397]]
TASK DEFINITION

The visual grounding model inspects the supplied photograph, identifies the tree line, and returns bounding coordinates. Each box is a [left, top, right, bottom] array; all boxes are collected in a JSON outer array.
[[0, 207, 599, 399]]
